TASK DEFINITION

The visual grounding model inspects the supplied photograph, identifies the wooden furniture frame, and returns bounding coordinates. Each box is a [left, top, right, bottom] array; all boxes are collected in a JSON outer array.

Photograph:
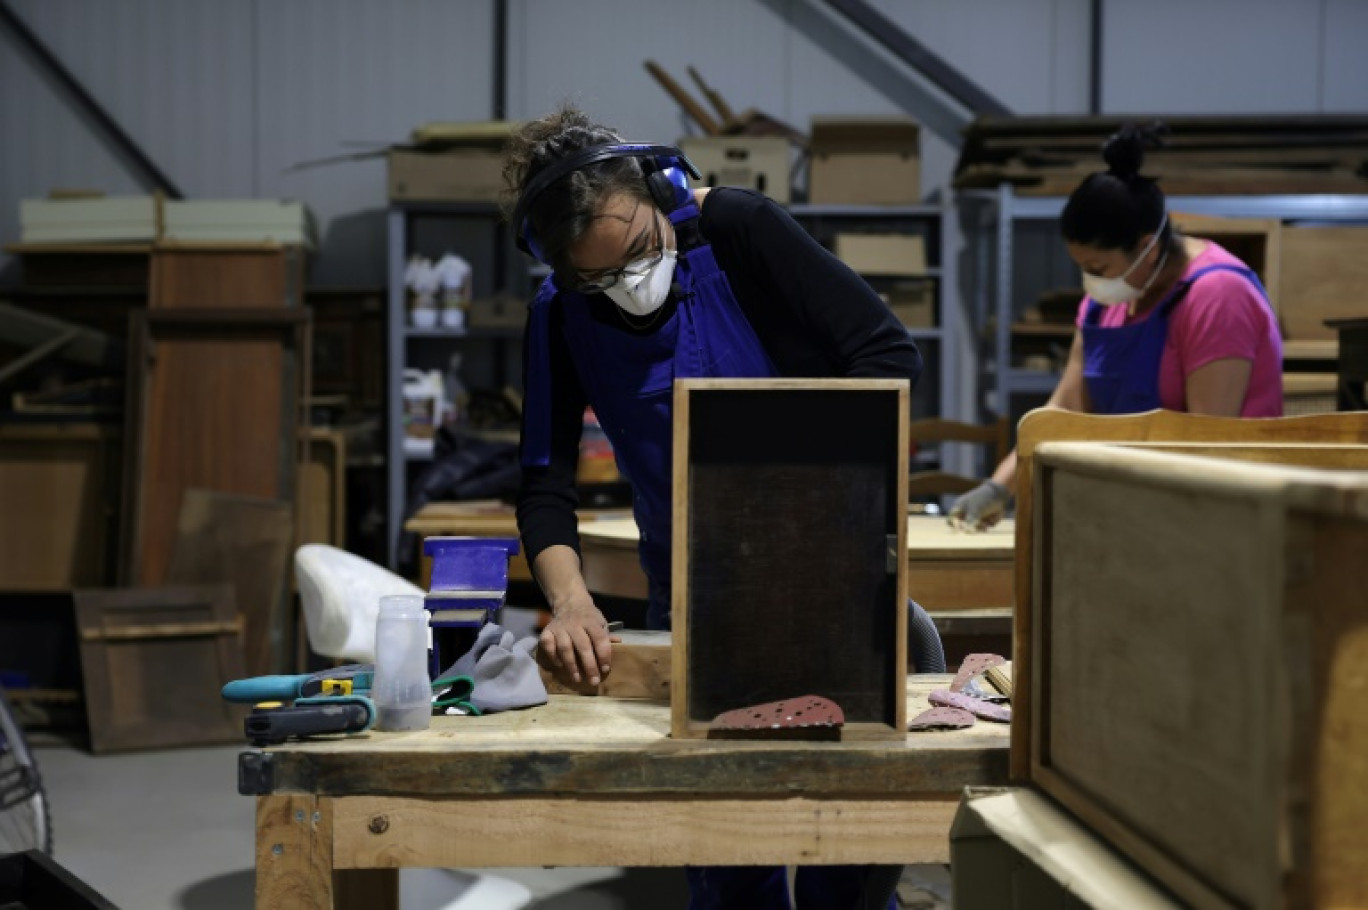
[[1028, 443, 1368, 909], [245, 676, 1008, 910], [73, 584, 245, 753], [670, 379, 909, 740], [1012, 408, 1368, 781]]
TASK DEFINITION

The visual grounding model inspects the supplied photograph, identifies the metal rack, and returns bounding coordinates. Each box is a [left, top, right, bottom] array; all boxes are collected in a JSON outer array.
[[385, 201, 525, 568], [787, 200, 962, 473], [961, 184, 1368, 420]]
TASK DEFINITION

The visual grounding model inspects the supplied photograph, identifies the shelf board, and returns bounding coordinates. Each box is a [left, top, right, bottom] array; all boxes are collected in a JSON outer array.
[[788, 203, 942, 218], [1283, 339, 1338, 361], [1003, 368, 1061, 395], [405, 326, 522, 339], [1011, 322, 1074, 337], [391, 201, 502, 216]]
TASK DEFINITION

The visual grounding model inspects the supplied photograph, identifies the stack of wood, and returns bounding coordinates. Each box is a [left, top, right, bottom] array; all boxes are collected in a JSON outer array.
[[954, 115, 1368, 195]]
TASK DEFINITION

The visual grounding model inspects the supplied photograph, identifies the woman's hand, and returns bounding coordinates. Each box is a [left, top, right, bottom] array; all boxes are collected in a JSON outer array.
[[539, 593, 614, 686]]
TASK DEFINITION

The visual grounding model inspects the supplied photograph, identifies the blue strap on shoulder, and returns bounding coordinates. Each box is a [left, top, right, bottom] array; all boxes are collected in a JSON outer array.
[[521, 278, 561, 467]]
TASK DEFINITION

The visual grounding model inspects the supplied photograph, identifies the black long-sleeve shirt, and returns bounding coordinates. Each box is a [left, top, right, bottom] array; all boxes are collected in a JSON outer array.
[[516, 187, 923, 565]]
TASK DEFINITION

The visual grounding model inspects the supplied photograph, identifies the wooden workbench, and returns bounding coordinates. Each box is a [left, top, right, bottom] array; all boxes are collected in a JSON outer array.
[[244, 676, 1008, 909]]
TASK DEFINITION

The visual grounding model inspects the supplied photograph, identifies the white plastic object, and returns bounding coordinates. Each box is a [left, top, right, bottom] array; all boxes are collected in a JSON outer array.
[[294, 544, 424, 663], [371, 594, 433, 732]]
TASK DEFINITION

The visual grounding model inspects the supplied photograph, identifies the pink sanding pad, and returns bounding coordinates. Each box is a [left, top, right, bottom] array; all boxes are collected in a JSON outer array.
[[710, 695, 845, 731], [929, 689, 1012, 723], [950, 653, 1007, 693], [907, 706, 976, 731]]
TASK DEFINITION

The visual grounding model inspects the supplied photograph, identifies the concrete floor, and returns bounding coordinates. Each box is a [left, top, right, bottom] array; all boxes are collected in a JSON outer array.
[[34, 737, 950, 909]]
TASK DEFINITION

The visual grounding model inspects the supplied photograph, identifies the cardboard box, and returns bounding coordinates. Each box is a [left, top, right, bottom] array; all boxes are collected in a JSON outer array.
[[951, 787, 1179, 910], [19, 196, 158, 244], [809, 117, 920, 205], [388, 148, 505, 203], [833, 232, 926, 276], [881, 279, 935, 328], [679, 136, 791, 204], [163, 200, 316, 249]]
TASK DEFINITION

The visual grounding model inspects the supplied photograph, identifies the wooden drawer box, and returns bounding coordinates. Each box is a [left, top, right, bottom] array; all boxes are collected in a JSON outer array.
[[1028, 442, 1368, 909], [671, 379, 908, 740]]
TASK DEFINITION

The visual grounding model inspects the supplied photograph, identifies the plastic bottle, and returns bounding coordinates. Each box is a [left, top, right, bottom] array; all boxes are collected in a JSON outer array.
[[371, 594, 432, 732]]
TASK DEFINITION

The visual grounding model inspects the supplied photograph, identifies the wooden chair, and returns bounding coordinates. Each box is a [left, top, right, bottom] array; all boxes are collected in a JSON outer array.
[[1011, 407, 1368, 780], [907, 417, 1012, 497]]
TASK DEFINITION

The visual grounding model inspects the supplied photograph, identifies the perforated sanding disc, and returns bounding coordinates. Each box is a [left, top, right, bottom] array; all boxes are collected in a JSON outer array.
[[907, 706, 976, 731], [929, 688, 1012, 723], [710, 695, 845, 731], [950, 653, 1007, 693]]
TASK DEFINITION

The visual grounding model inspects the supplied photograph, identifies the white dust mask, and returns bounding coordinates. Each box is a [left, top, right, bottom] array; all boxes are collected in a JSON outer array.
[[1081, 215, 1169, 306], [603, 247, 677, 317]]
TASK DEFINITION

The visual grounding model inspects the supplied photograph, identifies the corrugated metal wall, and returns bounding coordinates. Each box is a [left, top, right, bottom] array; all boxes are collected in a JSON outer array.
[[3, 0, 1366, 286]]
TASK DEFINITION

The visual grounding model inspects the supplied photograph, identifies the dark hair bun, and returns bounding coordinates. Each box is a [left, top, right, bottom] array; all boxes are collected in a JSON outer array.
[[1102, 121, 1168, 180]]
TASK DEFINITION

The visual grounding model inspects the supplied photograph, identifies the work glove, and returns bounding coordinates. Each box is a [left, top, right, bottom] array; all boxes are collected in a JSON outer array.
[[948, 480, 1009, 532], [443, 623, 547, 713]]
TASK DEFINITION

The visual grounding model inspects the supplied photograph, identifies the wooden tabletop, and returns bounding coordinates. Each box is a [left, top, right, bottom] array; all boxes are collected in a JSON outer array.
[[579, 514, 1015, 560], [242, 675, 1008, 799]]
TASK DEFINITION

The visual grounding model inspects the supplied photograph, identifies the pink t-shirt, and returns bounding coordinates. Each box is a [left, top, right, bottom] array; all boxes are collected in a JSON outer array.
[[1074, 241, 1283, 416]]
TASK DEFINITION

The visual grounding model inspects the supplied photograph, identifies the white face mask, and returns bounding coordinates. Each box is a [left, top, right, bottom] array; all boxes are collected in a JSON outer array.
[[1081, 215, 1168, 306], [603, 247, 677, 317]]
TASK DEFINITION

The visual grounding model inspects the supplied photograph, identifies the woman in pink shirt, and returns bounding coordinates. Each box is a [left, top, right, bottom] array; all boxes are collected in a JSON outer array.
[[951, 122, 1283, 530]]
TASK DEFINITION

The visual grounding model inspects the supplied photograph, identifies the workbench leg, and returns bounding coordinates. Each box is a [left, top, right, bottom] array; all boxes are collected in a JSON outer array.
[[256, 794, 337, 910]]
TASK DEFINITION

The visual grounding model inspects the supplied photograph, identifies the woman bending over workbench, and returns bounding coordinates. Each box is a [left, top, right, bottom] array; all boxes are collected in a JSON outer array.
[[950, 122, 1284, 531], [504, 104, 930, 910]]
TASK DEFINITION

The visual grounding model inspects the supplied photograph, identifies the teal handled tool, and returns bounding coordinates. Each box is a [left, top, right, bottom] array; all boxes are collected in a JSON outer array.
[[244, 696, 375, 747], [221, 663, 374, 704]]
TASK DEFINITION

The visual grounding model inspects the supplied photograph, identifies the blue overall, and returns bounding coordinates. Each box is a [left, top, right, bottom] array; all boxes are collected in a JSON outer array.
[[1080, 264, 1268, 414], [522, 200, 899, 910]]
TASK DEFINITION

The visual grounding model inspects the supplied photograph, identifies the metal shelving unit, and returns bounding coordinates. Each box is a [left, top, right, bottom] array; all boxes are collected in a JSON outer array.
[[385, 201, 526, 568], [787, 201, 961, 467], [961, 185, 1368, 420]]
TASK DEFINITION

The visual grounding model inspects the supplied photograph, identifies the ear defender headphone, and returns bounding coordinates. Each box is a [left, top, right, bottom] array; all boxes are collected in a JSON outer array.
[[512, 143, 702, 266]]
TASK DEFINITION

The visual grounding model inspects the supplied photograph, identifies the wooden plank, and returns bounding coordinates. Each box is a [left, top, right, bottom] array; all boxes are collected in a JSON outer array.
[[539, 630, 670, 698], [332, 794, 960, 868], [166, 489, 295, 678], [671, 379, 908, 740], [121, 309, 309, 597], [256, 794, 336, 910], [1280, 226, 1368, 341], [1287, 516, 1368, 908], [0, 423, 120, 590], [72, 584, 244, 753], [1011, 409, 1368, 779], [149, 247, 303, 310], [253, 675, 1007, 798], [298, 429, 346, 548]]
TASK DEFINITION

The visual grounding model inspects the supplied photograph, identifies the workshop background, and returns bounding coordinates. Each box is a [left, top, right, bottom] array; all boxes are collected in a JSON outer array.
[[3, 1, 1368, 908]]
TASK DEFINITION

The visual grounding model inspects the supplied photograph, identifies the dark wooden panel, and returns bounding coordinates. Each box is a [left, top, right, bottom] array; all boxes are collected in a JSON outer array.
[[149, 248, 303, 310], [0, 424, 120, 590], [121, 309, 309, 600], [167, 489, 294, 678], [673, 381, 908, 739], [73, 585, 245, 753]]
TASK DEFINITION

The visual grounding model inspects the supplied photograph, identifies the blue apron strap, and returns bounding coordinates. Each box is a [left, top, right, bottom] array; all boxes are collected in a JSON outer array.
[[1159, 263, 1268, 316], [521, 279, 560, 467]]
